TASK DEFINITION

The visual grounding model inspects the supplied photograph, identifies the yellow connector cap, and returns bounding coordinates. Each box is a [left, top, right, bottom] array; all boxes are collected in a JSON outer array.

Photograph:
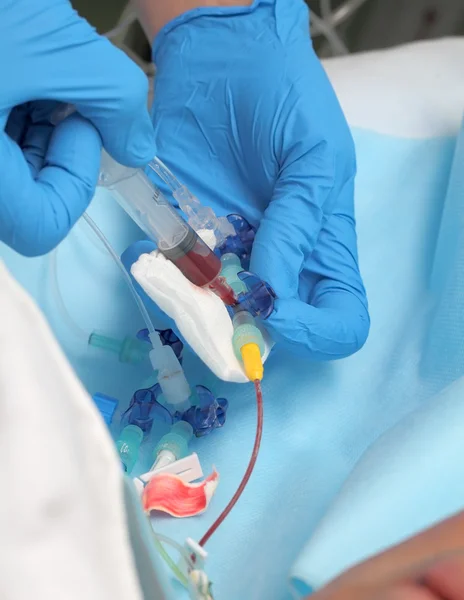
[[240, 343, 264, 382]]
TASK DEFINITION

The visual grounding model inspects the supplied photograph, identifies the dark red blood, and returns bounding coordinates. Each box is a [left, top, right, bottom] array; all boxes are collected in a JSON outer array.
[[171, 240, 237, 305]]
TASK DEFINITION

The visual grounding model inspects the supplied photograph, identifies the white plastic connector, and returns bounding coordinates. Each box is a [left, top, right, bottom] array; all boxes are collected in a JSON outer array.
[[133, 453, 203, 495], [148, 332, 191, 411], [178, 537, 211, 596], [188, 569, 213, 600], [185, 538, 208, 570]]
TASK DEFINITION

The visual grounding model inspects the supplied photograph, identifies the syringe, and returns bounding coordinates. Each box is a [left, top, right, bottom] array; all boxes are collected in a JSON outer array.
[[98, 151, 237, 306]]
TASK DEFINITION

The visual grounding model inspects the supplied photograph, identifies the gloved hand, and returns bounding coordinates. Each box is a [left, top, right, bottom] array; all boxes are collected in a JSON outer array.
[[0, 0, 155, 257], [130, 0, 369, 359]]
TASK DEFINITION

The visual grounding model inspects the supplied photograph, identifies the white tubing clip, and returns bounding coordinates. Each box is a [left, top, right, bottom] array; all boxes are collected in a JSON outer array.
[[185, 538, 208, 571], [186, 539, 212, 599], [133, 453, 203, 495]]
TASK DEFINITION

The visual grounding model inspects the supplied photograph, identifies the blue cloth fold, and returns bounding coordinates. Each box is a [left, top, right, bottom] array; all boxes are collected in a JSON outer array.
[[291, 118, 464, 593]]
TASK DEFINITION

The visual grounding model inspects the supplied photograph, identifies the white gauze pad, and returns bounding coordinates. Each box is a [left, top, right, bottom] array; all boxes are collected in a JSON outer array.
[[131, 251, 272, 383]]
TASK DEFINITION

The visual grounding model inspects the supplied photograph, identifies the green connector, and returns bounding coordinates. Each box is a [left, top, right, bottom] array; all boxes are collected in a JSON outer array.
[[220, 253, 248, 296], [153, 421, 193, 463], [232, 311, 265, 361], [116, 425, 144, 474], [88, 332, 150, 365]]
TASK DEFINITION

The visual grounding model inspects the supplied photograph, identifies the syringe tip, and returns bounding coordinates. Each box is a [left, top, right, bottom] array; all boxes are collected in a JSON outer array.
[[209, 276, 237, 306]]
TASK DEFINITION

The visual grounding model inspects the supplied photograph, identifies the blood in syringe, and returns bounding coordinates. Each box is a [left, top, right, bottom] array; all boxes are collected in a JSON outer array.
[[168, 234, 237, 306]]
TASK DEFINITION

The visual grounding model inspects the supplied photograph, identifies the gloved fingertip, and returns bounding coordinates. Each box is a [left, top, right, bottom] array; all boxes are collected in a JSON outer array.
[[126, 112, 157, 166], [104, 111, 156, 168], [266, 298, 369, 361]]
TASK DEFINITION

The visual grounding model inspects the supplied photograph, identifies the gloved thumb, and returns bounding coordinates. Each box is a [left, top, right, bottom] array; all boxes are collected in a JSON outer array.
[[250, 158, 369, 360], [24, 4, 156, 167], [64, 33, 156, 167]]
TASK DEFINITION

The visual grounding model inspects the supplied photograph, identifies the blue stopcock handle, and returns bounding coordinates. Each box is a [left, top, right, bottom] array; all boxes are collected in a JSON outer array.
[[121, 383, 229, 438], [180, 385, 229, 438], [121, 386, 173, 434], [234, 271, 276, 320], [216, 214, 256, 270], [217, 214, 276, 319]]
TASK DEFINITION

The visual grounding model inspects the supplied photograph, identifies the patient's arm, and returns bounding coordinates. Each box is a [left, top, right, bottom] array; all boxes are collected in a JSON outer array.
[[311, 511, 464, 599], [132, 0, 253, 40]]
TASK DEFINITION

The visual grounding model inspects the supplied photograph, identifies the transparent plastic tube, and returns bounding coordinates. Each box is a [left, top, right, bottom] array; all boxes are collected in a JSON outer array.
[[151, 534, 189, 588], [154, 532, 194, 568], [83, 213, 190, 409], [148, 157, 235, 248], [98, 151, 237, 306], [49, 248, 89, 341], [82, 213, 155, 334], [149, 157, 181, 195]]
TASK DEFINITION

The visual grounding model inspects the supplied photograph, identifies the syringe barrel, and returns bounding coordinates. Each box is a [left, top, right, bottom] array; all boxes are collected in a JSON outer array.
[[98, 150, 190, 252], [98, 151, 236, 305]]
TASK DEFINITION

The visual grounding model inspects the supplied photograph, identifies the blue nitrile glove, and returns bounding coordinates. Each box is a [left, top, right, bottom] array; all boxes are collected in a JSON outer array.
[[0, 0, 156, 257], [128, 0, 369, 360]]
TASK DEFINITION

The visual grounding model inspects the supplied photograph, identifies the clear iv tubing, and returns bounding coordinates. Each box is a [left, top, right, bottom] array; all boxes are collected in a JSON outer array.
[[49, 249, 89, 341], [50, 215, 190, 583], [152, 532, 193, 588], [81, 213, 155, 335], [149, 157, 181, 194]]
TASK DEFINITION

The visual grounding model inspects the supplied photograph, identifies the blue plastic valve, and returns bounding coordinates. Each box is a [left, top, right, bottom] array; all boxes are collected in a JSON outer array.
[[181, 385, 229, 437], [216, 214, 256, 269], [216, 214, 276, 319], [122, 383, 229, 438], [233, 271, 276, 320], [121, 387, 172, 435]]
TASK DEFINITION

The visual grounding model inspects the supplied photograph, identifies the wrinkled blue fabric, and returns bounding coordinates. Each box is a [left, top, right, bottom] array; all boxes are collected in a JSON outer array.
[[144, 0, 369, 360], [291, 121, 464, 594], [2, 122, 463, 600], [0, 0, 155, 257]]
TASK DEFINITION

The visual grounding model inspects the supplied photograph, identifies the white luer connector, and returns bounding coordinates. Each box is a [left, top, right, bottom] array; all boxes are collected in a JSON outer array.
[[149, 331, 191, 412]]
